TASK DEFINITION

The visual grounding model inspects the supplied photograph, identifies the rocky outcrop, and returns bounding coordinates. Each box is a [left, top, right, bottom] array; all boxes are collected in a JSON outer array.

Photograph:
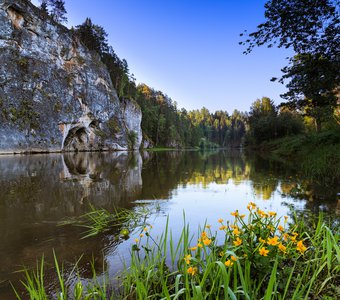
[[0, 0, 142, 153], [142, 134, 154, 149]]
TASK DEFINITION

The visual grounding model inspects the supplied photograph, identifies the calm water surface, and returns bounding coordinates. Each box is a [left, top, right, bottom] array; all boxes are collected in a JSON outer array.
[[0, 150, 338, 298]]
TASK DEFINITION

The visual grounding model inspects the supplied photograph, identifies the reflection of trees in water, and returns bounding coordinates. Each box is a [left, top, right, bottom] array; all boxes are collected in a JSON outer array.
[[280, 180, 339, 214], [1, 150, 339, 298], [140, 150, 248, 198], [141, 150, 338, 213], [245, 152, 338, 212]]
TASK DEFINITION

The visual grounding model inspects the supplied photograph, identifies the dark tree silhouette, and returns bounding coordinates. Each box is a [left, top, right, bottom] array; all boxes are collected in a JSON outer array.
[[51, 0, 67, 23], [241, 0, 340, 131], [39, 0, 67, 23], [40, 0, 48, 15]]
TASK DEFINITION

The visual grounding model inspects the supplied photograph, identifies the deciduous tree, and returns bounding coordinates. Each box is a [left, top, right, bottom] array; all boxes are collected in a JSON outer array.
[[241, 0, 340, 131]]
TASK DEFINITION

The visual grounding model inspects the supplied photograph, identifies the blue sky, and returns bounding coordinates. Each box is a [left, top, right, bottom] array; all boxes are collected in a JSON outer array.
[[32, 0, 292, 113]]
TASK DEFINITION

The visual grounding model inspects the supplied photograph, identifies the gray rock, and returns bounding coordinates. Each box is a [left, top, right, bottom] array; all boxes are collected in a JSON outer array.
[[0, 0, 142, 153]]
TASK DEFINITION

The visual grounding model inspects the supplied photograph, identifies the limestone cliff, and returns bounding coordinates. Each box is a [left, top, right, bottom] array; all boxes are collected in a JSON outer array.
[[0, 0, 142, 153]]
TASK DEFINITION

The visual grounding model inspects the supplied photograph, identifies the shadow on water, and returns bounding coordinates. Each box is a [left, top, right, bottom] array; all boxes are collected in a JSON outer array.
[[0, 150, 338, 298]]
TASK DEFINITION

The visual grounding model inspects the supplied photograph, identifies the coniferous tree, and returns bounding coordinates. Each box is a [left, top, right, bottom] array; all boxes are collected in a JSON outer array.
[[40, 0, 49, 15], [75, 18, 108, 54], [50, 0, 67, 23]]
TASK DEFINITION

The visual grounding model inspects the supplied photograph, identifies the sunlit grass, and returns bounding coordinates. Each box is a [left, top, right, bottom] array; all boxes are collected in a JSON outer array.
[[13, 205, 340, 299]]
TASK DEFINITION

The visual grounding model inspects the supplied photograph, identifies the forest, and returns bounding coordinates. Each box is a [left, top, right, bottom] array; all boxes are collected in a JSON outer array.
[[36, 0, 339, 151]]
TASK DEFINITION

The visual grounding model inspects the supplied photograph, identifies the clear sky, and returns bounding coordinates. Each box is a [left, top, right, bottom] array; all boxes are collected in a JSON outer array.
[[32, 0, 292, 113]]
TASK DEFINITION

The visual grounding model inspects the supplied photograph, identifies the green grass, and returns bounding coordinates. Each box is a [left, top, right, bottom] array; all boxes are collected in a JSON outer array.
[[13, 206, 340, 299], [259, 130, 340, 184]]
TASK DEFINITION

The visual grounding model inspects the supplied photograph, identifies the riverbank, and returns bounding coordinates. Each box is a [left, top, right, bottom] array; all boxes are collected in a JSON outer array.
[[249, 130, 340, 185], [13, 207, 340, 299]]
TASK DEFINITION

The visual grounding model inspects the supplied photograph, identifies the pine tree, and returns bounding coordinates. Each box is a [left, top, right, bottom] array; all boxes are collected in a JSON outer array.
[[40, 0, 49, 16], [50, 0, 67, 23]]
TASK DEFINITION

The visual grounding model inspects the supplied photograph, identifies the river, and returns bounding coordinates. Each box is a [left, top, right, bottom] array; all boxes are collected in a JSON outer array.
[[0, 150, 338, 298]]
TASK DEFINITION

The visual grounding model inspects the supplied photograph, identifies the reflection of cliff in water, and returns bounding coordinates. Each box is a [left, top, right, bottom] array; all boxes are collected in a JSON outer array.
[[0, 152, 143, 297], [0, 152, 143, 220], [0, 151, 337, 228], [60, 152, 143, 208], [0, 150, 339, 298]]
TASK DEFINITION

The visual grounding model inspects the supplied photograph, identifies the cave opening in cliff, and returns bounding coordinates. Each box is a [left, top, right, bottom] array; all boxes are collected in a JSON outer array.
[[63, 126, 89, 151], [89, 120, 99, 129]]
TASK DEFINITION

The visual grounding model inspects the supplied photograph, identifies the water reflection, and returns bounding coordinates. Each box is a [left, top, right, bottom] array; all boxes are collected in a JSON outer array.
[[244, 153, 339, 212], [0, 150, 338, 298]]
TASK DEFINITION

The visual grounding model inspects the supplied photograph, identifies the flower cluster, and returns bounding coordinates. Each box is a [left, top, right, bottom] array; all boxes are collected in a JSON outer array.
[[132, 225, 153, 251], [183, 202, 308, 276]]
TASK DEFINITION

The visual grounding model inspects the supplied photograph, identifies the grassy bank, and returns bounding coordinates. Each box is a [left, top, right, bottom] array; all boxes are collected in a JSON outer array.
[[13, 205, 340, 299], [255, 130, 340, 185]]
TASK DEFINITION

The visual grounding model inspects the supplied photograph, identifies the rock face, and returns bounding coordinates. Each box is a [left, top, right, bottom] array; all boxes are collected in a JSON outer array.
[[0, 0, 142, 153]]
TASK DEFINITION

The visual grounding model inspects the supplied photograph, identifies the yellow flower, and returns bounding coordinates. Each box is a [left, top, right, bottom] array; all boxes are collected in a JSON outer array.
[[205, 224, 211, 229], [140, 234, 144, 238], [247, 202, 256, 210], [219, 251, 224, 257], [240, 214, 246, 218], [219, 225, 226, 230], [259, 237, 266, 244], [259, 247, 269, 256], [231, 255, 238, 261], [218, 218, 223, 223], [267, 225, 275, 232], [278, 225, 284, 232], [257, 209, 267, 218], [267, 236, 279, 246], [278, 243, 287, 253], [231, 210, 239, 217], [184, 254, 191, 264], [201, 231, 207, 238], [283, 233, 289, 241], [233, 228, 241, 236], [187, 266, 198, 275], [290, 235, 297, 243], [268, 211, 277, 217], [233, 237, 242, 246], [225, 260, 234, 267], [189, 246, 197, 251], [296, 240, 307, 254], [143, 227, 148, 232], [134, 238, 139, 243], [203, 238, 212, 246], [197, 243, 203, 248]]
